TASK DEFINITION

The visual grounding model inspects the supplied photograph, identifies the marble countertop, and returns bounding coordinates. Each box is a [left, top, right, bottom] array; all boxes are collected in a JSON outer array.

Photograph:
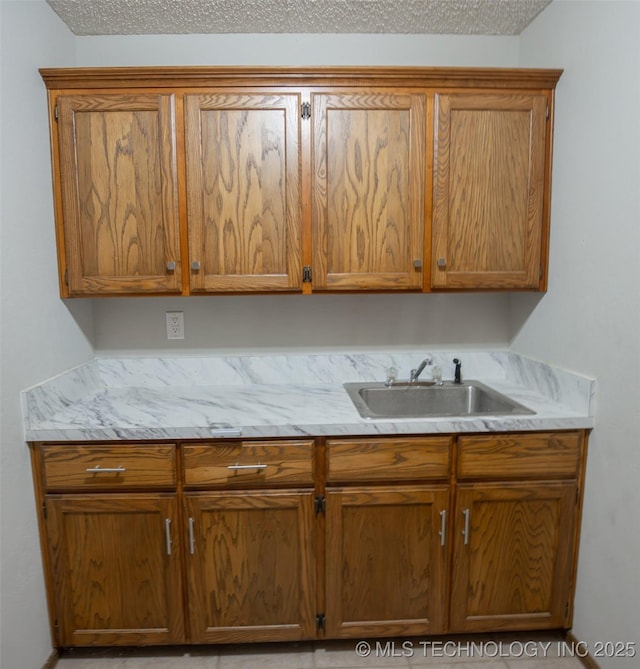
[[21, 351, 596, 442]]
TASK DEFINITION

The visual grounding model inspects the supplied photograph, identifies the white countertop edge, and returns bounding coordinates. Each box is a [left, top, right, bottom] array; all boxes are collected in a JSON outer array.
[[25, 410, 595, 443]]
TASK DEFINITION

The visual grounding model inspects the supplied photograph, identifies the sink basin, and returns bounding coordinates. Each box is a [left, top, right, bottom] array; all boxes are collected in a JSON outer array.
[[344, 380, 535, 419]]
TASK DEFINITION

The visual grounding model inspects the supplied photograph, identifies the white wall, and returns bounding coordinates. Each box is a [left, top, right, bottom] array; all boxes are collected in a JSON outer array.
[[0, 2, 94, 668], [516, 2, 640, 666], [75, 31, 519, 355]]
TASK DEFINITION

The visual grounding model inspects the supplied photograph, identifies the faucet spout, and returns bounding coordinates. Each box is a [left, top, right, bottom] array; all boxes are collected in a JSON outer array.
[[410, 356, 433, 383]]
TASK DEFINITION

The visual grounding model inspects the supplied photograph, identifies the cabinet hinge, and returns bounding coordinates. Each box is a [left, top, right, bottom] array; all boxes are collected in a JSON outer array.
[[565, 601, 570, 618], [546, 103, 550, 119], [303, 265, 312, 283], [42, 500, 47, 520], [301, 102, 311, 120], [54, 105, 59, 121], [64, 268, 69, 286], [316, 612, 326, 630], [314, 495, 325, 515]]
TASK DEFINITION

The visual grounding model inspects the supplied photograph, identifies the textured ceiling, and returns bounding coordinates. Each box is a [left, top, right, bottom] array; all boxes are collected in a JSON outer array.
[[46, 0, 552, 36]]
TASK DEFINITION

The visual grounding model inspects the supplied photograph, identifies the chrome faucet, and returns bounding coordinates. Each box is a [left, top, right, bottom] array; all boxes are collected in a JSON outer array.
[[410, 356, 433, 383]]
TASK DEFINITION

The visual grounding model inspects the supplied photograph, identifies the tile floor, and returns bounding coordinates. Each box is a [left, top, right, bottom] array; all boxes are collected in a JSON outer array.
[[54, 634, 591, 669]]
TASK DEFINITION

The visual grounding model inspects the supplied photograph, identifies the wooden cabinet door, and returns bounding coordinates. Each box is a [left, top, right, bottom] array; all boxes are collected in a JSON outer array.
[[312, 93, 426, 290], [185, 489, 316, 642], [451, 482, 576, 632], [325, 485, 448, 637], [184, 93, 301, 292], [56, 94, 181, 295], [45, 494, 185, 646], [432, 93, 548, 289]]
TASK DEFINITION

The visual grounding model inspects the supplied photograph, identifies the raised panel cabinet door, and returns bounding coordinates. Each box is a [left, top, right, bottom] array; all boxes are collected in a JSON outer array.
[[185, 490, 316, 643], [56, 94, 181, 295], [451, 482, 576, 632], [312, 93, 426, 290], [432, 93, 548, 289], [45, 494, 185, 646], [184, 93, 302, 292], [325, 485, 449, 638]]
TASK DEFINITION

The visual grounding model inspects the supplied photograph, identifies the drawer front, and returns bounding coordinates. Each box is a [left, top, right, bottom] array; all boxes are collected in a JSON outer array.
[[457, 432, 582, 480], [327, 437, 452, 482], [42, 444, 177, 490], [182, 440, 314, 487]]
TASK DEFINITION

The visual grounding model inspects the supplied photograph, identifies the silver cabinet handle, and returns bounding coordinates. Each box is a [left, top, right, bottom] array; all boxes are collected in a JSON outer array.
[[413, 258, 423, 269], [437, 258, 447, 268], [439, 509, 447, 547], [165, 518, 172, 555], [85, 465, 126, 473], [166, 261, 176, 271], [188, 517, 195, 555], [227, 463, 267, 471], [462, 508, 470, 545], [191, 260, 201, 271]]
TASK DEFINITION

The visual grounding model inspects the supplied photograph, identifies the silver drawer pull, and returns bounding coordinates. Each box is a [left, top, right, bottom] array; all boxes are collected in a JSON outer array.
[[85, 465, 126, 473], [227, 463, 267, 471]]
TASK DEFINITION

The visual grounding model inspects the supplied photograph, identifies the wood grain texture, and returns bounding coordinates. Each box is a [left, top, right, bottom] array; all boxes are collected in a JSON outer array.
[[325, 485, 448, 637], [457, 432, 582, 480], [432, 93, 547, 289], [451, 482, 576, 632], [312, 93, 425, 289], [185, 489, 315, 642], [46, 493, 185, 646], [42, 444, 176, 490], [57, 94, 181, 295], [185, 93, 301, 292], [39, 67, 563, 91], [326, 436, 451, 482], [182, 439, 314, 487]]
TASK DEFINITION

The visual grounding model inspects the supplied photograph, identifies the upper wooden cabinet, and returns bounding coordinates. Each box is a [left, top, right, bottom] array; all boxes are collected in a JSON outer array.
[[54, 94, 182, 296], [432, 93, 549, 290], [40, 67, 562, 296], [184, 93, 302, 292], [311, 92, 425, 290]]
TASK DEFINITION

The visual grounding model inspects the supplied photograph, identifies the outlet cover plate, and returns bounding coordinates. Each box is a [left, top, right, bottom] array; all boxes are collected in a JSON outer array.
[[166, 311, 185, 340]]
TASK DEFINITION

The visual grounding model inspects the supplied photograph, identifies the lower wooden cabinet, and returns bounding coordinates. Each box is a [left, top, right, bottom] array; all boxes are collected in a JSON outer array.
[[30, 430, 587, 648], [325, 485, 449, 638], [184, 490, 316, 643], [450, 482, 577, 632], [45, 494, 185, 646]]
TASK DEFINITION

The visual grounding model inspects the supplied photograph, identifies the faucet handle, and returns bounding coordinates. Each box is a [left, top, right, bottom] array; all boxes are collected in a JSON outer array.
[[385, 366, 398, 386]]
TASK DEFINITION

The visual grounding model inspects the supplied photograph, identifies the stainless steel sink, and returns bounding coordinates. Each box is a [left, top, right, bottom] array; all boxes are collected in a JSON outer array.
[[344, 380, 535, 419]]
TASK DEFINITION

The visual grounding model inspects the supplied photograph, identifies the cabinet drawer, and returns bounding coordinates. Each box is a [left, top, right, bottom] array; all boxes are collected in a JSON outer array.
[[327, 437, 451, 482], [182, 440, 314, 487], [457, 432, 582, 480], [41, 444, 177, 490]]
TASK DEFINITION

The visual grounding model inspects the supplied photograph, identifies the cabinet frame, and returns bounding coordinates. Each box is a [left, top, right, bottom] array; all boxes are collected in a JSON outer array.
[[41, 67, 562, 297], [29, 426, 587, 649]]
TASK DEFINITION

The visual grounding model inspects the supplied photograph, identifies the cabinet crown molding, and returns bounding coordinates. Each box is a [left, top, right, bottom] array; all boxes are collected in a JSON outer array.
[[39, 66, 563, 90]]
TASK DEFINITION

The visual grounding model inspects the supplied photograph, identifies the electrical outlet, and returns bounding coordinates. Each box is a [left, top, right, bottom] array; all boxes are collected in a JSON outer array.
[[166, 311, 185, 340]]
